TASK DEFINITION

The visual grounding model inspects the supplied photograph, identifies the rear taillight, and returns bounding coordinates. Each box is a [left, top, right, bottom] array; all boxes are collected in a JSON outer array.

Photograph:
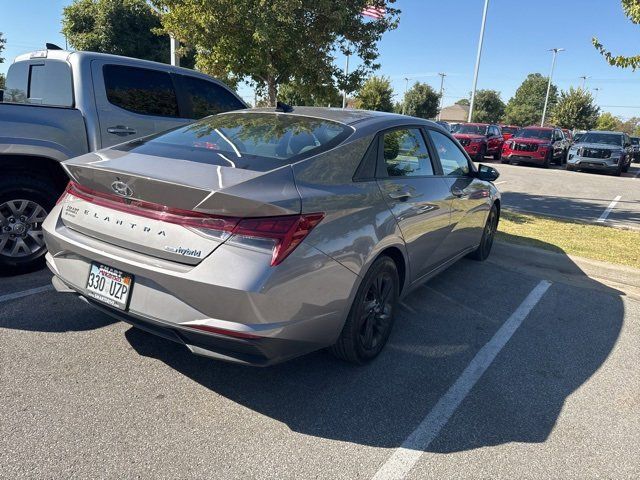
[[60, 181, 323, 266]]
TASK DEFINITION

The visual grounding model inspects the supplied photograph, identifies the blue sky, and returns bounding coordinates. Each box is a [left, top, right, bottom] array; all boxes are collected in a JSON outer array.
[[1, 0, 639, 119]]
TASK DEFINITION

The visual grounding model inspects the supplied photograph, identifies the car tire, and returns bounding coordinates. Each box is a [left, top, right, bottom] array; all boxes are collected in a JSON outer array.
[[468, 204, 498, 262], [543, 150, 552, 168], [493, 148, 502, 161], [330, 256, 399, 364], [0, 175, 59, 274], [614, 164, 622, 176], [622, 161, 629, 173], [475, 145, 486, 162]]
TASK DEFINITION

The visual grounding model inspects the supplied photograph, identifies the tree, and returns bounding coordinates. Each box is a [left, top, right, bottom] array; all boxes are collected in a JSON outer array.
[[504, 73, 558, 126], [151, 0, 400, 105], [278, 79, 342, 107], [551, 87, 600, 130], [62, 0, 171, 64], [402, 82, 440, 119], [593, 0, 640, 69], [471, 89, 505, 123], [596, 112, 622, 131], [455, 98, 470, 106], [355, 76, 394, 112], [619, 116, 640, 134]]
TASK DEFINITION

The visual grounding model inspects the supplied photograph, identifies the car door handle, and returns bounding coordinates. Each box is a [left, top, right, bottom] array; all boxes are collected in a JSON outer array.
[[451, 187, 468, 198], [388, 191, 413, 201], [107, 126, 137, 136]]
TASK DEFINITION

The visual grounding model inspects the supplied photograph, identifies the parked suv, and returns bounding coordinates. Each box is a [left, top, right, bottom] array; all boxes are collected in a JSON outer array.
[[501, 126, 567, 167], [630, 136, 640, 163], [453, 123, 504, 161], [566, 130, 633, 175], [0, 48, 246, 272], [499, 125, 520, 141]]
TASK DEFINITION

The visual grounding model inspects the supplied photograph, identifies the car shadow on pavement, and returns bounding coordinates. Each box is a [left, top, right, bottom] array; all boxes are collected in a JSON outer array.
[[124, 238, 624, 452], [501, 191, 640, 226]]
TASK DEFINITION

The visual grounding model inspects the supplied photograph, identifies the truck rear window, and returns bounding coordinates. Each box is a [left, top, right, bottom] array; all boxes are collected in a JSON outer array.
[[113, 112, 354, 171], [4, 60, 73, 107]]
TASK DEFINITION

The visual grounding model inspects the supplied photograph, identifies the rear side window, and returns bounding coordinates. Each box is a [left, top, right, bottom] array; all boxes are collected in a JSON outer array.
[[103, 65, 179, 117], [429, 130, 470, 176], [179, 75, 245, 119], [382, 129, 434, 177], [4, 60, 73, 107]]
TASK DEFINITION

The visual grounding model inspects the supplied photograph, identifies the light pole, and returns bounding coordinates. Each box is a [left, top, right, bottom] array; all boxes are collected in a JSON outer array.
[[468, 0, 490, 122], [579, 75, 590, 90], [402, 77, 409, 115], [342, 53, 350, 109], [541, 47, 564, 127], [437, 72, 447, 121]]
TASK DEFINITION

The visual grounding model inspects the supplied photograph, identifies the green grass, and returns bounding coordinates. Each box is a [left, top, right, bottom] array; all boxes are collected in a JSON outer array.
[[497, 210, 640, 269]]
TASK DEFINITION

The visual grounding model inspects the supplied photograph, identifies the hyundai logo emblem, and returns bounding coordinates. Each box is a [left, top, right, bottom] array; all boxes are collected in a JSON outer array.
[[111, 180, 134, 197]]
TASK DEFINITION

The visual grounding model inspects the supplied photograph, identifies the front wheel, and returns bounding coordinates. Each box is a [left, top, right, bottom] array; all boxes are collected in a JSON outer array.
[[330, 256, 399, 364], [475, 145, 486, 162], [0, 175, 58, 274], [493, 148, 502, 161], [468, 204, 498, 261]]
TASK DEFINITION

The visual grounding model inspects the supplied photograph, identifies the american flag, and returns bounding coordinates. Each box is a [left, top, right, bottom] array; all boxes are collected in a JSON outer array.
[[362, 4, 385, 19]]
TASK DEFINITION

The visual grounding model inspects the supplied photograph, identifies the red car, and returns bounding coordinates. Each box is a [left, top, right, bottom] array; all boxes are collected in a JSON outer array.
[[501, 126, 567, 167], [500, 125, 520, 141], [453, 123, 504, 161]]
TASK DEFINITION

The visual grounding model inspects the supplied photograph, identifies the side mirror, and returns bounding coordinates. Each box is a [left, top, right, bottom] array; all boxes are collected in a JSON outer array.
[[476, 164, 500, 182]]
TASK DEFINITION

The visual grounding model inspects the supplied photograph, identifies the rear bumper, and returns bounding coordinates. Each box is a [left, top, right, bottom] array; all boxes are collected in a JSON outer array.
[[43, 205, 360, 366]]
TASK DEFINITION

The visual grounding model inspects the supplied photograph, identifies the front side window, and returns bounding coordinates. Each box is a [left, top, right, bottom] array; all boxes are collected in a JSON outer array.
[[429, 130, 470, 176], [179, 75, 245, 119], [103, 65, 179, 117], [4, 60, 73, 107], [382, 129, 433, 177]]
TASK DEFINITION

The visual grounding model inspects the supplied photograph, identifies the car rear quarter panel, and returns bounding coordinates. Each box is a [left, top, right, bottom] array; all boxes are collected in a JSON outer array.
[[293, 134, 410, 292]]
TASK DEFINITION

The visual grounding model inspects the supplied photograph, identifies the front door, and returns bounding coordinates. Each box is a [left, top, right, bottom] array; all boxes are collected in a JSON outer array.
[[427, 129, 492, 258], [376, 127, 452, 283]]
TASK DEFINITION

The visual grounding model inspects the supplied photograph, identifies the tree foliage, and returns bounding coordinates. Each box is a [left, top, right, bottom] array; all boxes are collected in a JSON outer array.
[[0, 32, 6, 64], [402, 82, 440, 119], [551, 87, 600, 130], [278, 79, 342, 107], [62, 0, 171, 64], [471, 89, 505, 123], [355, 76, 394, 112], [595, 112, 622, 131], [504, 73, 558, 126], [593, 0, 640, 69], [455, 98, 470, 106], [151, 0, 400, 105]]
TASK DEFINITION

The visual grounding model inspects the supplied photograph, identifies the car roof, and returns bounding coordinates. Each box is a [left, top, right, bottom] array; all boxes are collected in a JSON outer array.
[[585, 130, 624, 135], [523, 126, 554, 130], [235, 106, 439, 128]]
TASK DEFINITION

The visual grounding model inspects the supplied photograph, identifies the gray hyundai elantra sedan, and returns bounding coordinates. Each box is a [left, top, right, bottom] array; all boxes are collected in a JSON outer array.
[[43, 107, 501, 366]]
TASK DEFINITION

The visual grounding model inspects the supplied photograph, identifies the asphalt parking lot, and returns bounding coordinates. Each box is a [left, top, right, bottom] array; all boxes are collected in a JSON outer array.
[[2, 242, 639, 479], [478, 159, 640, 229]]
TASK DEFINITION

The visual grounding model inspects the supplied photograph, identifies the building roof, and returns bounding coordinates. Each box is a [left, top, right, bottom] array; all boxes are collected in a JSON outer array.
[[439, 103, 469, 122]]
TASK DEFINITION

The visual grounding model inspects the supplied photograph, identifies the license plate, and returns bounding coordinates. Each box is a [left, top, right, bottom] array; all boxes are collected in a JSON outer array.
[[85, 263, 134, 311]]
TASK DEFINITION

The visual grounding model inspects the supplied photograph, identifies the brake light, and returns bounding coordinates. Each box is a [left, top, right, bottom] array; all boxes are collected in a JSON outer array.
[[59, 181, 324, 266]]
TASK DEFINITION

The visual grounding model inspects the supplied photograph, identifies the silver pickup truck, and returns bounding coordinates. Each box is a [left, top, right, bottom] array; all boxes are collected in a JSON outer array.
[[0, 48, 246, 272]]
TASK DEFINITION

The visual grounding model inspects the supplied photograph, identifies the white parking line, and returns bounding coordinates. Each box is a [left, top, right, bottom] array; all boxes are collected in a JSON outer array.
[[596, 195, 622, 223], [494, 180, 508, 185], [372, 280, 552, 480], [0, 285, 53, 304]]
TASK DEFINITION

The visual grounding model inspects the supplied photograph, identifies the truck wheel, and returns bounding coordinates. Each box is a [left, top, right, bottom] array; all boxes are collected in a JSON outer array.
[[475, 145, 486, 162], [0, 176, 59, 274]]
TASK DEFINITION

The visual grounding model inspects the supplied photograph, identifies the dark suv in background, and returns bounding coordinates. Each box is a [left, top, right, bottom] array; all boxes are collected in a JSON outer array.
[[566, 131, 633, 175]]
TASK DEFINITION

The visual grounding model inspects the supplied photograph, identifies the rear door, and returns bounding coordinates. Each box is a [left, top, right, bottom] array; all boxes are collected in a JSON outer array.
[[91, 61, 191, 148], [375, 127, 452, 283], [427, 128, 491, 258]]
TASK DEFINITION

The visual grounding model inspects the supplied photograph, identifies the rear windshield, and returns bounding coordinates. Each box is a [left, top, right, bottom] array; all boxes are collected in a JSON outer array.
[[580, 132, 623, 146], [515, 129, 552, 140], [501, 126, 518, 134], [114, 112, 353, 170], [456, 124, 488, 135]]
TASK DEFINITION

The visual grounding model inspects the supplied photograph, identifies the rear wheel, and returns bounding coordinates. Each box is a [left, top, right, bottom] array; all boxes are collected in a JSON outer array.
[[468, 204, 498, 261], [330, 256, 399, 364], [0, 176, 58, 274]]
